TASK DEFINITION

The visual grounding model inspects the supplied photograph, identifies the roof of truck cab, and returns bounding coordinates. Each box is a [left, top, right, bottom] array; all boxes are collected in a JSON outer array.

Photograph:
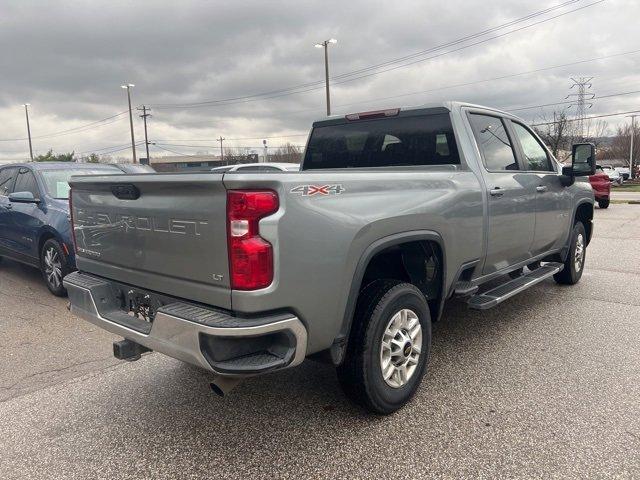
[[312, 101, 519, 127]]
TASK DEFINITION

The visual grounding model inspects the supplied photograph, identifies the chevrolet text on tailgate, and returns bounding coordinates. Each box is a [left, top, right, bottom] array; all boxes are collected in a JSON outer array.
[[65, 102, 596, 414]]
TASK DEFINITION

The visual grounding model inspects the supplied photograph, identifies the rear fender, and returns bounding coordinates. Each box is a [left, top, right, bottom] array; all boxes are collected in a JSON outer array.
[[331, 230, 446, 365]]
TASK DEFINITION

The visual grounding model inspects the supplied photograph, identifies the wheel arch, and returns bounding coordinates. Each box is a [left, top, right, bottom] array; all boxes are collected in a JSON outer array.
[[37, 227, 69, 263], [331, 230, 446, 365], [573, 200, 594, 245]]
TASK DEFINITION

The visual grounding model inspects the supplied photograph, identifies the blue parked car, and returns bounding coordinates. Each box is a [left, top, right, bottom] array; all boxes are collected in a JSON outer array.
[[0, 162, 153, 296]]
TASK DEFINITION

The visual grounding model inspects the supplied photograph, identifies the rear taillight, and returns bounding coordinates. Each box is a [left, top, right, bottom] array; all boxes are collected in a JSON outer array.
[[227, 190, 279, 290], [69, 189, 78, 253]]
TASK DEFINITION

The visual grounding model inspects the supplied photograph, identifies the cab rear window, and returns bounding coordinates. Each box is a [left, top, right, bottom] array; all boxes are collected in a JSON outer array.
[[303, 113, 460, 169]]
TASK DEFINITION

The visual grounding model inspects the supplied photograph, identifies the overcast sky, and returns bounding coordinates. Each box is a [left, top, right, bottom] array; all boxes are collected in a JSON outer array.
[[0, 0, 637, 161]]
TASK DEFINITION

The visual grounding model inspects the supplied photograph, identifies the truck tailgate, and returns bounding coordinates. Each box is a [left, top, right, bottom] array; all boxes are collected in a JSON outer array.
[[69, 173, 231, 309]]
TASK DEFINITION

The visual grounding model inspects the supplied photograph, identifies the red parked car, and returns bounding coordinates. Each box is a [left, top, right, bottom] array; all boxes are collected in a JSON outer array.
[[589, 165, 611, 209]]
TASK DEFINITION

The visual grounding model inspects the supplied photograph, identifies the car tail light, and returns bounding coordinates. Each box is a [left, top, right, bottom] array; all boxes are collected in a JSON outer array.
[[227, 190, 279, 290], [68, 189, 78, 253]]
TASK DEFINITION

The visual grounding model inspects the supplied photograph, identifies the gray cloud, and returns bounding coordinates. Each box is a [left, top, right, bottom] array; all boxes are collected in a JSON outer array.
[[0, 0, 637, 160]]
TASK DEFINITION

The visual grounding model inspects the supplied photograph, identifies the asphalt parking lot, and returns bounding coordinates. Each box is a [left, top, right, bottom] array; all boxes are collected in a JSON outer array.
[[1, 205, 639, 479]]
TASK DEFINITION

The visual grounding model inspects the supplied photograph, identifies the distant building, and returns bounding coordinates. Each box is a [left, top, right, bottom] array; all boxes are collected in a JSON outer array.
[[150, 153, 259, 172]]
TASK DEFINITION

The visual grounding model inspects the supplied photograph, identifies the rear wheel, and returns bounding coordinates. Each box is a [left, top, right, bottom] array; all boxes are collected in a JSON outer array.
[[40, 239, 70, 297], [598, 198, 610, 209], [554, 222, 586, 285], [336, 280, 431, 415]]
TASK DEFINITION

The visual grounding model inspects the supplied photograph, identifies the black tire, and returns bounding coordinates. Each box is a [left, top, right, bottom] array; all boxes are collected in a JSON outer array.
[[554, 222, 586, 285], [598, 198, 610, 209], [336, 279, 432, 415], [40, 238, 70, 297]]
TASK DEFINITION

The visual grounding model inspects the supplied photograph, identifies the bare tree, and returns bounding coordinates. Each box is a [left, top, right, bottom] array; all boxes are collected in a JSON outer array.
[[269, 143, 302, 163], [583, 119, 609, 150], [599, 123, 640, 163], [533, 110, 571, 160], [223, 147, 259, 165]]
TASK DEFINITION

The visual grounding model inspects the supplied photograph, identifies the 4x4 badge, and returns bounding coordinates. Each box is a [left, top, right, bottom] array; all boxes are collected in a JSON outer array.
[[290, 184, 345, 196]]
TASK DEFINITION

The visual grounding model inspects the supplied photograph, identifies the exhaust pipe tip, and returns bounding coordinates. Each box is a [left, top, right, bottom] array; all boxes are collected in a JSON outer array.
[[210, 376, 242, 397], [210, 382, 225, 397]]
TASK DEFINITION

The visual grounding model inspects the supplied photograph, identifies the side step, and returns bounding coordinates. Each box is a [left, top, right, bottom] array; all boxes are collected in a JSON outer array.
[[468, 262, 563, 310], [453, 281, 479, 297]]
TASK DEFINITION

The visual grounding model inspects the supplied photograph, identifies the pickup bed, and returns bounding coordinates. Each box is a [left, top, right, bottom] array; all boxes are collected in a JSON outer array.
[[65, 101, 596, 414]]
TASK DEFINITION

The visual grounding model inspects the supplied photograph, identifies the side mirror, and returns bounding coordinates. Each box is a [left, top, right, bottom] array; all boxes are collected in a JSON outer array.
[[571, 143, 596, 177], [8, 191, 39, 203]]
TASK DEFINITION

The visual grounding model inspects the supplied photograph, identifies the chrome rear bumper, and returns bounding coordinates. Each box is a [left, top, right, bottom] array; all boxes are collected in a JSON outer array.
[[63, 271, 307, 376]]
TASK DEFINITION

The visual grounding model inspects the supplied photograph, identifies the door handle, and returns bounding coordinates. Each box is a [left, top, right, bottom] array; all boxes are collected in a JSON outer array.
[[489, 187, 504, 197], [536, 185, 548, 193]]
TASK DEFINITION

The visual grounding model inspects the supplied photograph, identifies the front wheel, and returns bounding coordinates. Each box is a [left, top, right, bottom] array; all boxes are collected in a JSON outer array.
[[598, 198, 610, 209], [336, 280, 431, 415], [40, 239, 70, 297], [554, 222, 586, 285]]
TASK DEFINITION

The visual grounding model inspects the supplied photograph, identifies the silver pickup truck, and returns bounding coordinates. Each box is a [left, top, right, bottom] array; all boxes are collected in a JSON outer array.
[[64, 101, 596, 414]]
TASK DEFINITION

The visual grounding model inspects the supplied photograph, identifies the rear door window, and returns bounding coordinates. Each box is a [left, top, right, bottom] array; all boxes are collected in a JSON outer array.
[[0, 167, 18, 196], [511, 122, 554, 172], [303, 113, 460, 169], [469, 114, 519, 171], [13, 168, 40, 198]]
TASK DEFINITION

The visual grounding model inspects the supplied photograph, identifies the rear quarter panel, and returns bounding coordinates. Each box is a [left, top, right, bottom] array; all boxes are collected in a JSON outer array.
[[224, 168, 484, 354]]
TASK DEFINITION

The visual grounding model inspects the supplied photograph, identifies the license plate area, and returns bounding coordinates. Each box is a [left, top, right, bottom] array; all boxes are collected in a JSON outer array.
[[118, 287, 165, 324]]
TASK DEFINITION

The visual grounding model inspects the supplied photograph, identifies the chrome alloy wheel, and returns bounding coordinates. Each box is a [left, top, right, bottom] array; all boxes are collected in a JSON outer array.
[[44, 246, 62, 289], [574, 233, 585, 273], [380, 309, 422, 388]]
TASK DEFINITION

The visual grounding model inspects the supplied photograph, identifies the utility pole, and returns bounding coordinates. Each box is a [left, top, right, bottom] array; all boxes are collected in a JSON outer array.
[[566, 77, 594, 140], [23, 104, 33, 160], [217, 136, 225, 164], [138, 105, 151, 164], [628, 114, 638, 180], [121, 83, 137, 163], [314, 38, 337, 116]]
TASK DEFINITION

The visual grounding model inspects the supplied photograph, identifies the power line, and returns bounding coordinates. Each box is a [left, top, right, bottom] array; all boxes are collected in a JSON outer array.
[[149, 0, 603, 109], [76, 141, 145, 156], [154, 142, 306, 149], [156, 43, 636, 126], [530, 109, 640, 126], [153, 144, 202, 157], [152, 133, 309, 142], [276, 49, 640, 117], [331, 0, 584, 80], [75, 142, 136, 155], [151, 48, 640, 138], [505, 88, 640, 113], [331, 1, 607, 88], [0, 111, 128, 142]]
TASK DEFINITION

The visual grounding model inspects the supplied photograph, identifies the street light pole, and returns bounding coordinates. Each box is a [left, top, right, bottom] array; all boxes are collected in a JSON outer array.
[[23, 104, 33, 160], [314, 38, 337, 116], [121, 83, 137, 163]]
